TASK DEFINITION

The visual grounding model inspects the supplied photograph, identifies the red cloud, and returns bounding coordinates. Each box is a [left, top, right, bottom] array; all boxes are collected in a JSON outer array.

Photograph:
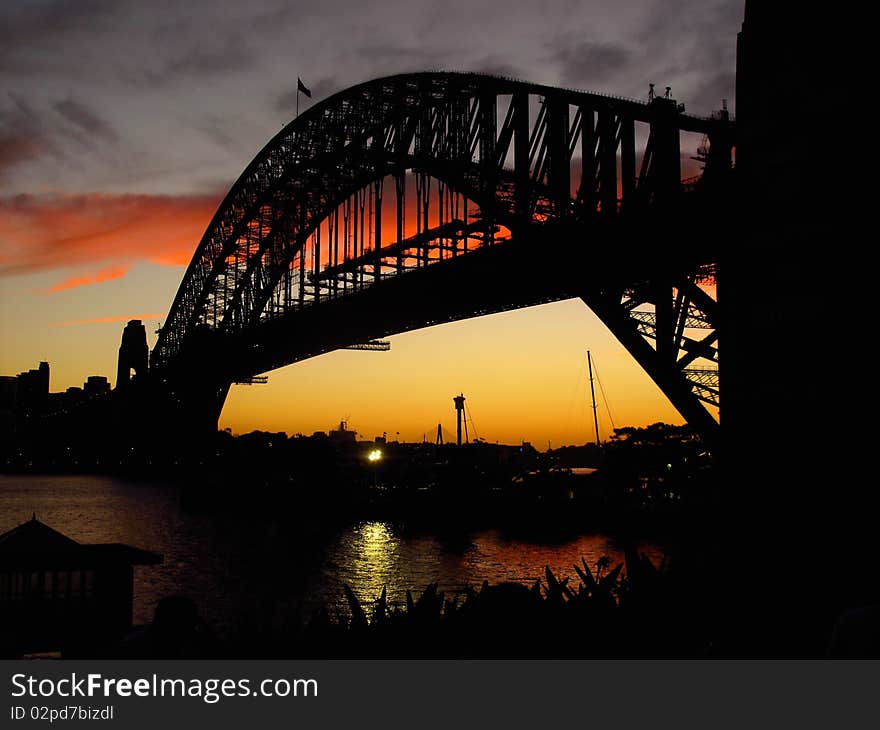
[[48, 264, 129, 292], [0, 191, 222, 278], [50, 312, 165, 328]]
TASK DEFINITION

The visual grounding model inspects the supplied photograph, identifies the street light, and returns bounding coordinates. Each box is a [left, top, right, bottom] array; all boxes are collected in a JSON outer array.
[[367, 448, 383, 463]]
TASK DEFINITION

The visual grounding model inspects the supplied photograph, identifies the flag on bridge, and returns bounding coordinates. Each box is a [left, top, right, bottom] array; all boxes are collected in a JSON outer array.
[[297, 77, 312, 98]]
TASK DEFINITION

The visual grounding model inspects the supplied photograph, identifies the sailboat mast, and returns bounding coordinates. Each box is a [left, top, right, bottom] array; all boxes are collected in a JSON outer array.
[[587, 350, 601, 446]]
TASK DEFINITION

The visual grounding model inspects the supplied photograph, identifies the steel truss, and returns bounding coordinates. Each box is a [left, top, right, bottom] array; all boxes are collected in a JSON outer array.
[[151, 72, 733, 442]]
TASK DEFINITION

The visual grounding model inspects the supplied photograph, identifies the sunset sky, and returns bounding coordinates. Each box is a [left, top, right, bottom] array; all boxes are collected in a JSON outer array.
[[0, 0, 739, 446]]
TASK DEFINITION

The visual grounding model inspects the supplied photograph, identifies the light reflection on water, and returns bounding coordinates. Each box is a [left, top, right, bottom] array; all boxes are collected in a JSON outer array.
[[0, 475, 663, 633], [316, 520, 663, 611]]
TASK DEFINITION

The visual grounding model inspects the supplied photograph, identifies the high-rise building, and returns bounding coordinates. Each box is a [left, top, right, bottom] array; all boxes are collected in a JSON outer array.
[[15, 362, 49, 413]]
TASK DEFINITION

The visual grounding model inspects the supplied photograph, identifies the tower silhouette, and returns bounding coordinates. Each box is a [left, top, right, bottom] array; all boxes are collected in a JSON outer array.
[[116, 320, 149, 389], [453, 394, 466, 446]]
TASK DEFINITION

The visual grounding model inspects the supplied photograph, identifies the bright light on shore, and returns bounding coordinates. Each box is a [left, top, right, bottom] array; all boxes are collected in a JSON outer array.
[[367, 448, 383, 463]]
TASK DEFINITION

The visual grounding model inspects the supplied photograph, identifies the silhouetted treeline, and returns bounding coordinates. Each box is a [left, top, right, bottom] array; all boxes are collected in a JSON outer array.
[[92, 548, 713, 658]]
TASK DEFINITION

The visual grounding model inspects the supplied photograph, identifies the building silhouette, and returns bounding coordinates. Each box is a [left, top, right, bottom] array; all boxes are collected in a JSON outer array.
[[0, 515, 162, 655], [84, 376, 111, 398], [116, 319, 149, 389], [15, 362, 49, 412]]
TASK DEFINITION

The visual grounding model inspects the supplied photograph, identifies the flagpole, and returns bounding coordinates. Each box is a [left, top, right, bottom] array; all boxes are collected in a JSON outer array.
[[296, 78, 311, 119]]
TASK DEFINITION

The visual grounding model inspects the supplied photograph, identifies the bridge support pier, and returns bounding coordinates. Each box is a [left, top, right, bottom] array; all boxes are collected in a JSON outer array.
[[579, 286, 719, 448]]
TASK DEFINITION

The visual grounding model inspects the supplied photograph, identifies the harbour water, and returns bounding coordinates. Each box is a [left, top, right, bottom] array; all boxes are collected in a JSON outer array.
[[0, 474, 664, 636]]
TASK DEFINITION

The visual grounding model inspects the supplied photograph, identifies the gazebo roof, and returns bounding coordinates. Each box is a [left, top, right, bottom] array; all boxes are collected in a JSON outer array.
[[0, 514, 162, 570]]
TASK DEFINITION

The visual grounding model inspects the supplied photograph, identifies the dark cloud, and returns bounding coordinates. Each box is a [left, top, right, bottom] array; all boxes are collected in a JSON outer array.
[[0, 0, 743, 196], [549, 39, 631, 88], [689, 70, 736, 116], [165, 44, 256, 78], [327, 41, 526, 89], [0, 1, 118, 75], [5, 93, 42, 131], [0, 92, 124, 181], [0, 134, 44, 180], [0, 0, 116, 35], [352, 41, 451, 75], [120, 38, 258, 89], [631, 1, 740, 113], [466, 56, 526, 81], [1, 2, 257, 89], [190, 113, 254, 153], [53, 99, 118, 142], [0, 94, 51, 180]]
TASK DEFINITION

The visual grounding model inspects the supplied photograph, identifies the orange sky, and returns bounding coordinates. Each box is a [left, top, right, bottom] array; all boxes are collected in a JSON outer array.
[[0, 178, 706, 447], [219, 301, 688, 446]]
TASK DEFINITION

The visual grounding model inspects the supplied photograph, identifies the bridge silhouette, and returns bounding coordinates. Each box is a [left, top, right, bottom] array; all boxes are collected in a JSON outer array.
[[149, 72, 734, 442]]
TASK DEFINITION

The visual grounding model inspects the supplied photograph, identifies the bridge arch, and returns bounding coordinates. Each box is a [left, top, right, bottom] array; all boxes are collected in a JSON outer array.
[[152, 72, 733, 442]]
